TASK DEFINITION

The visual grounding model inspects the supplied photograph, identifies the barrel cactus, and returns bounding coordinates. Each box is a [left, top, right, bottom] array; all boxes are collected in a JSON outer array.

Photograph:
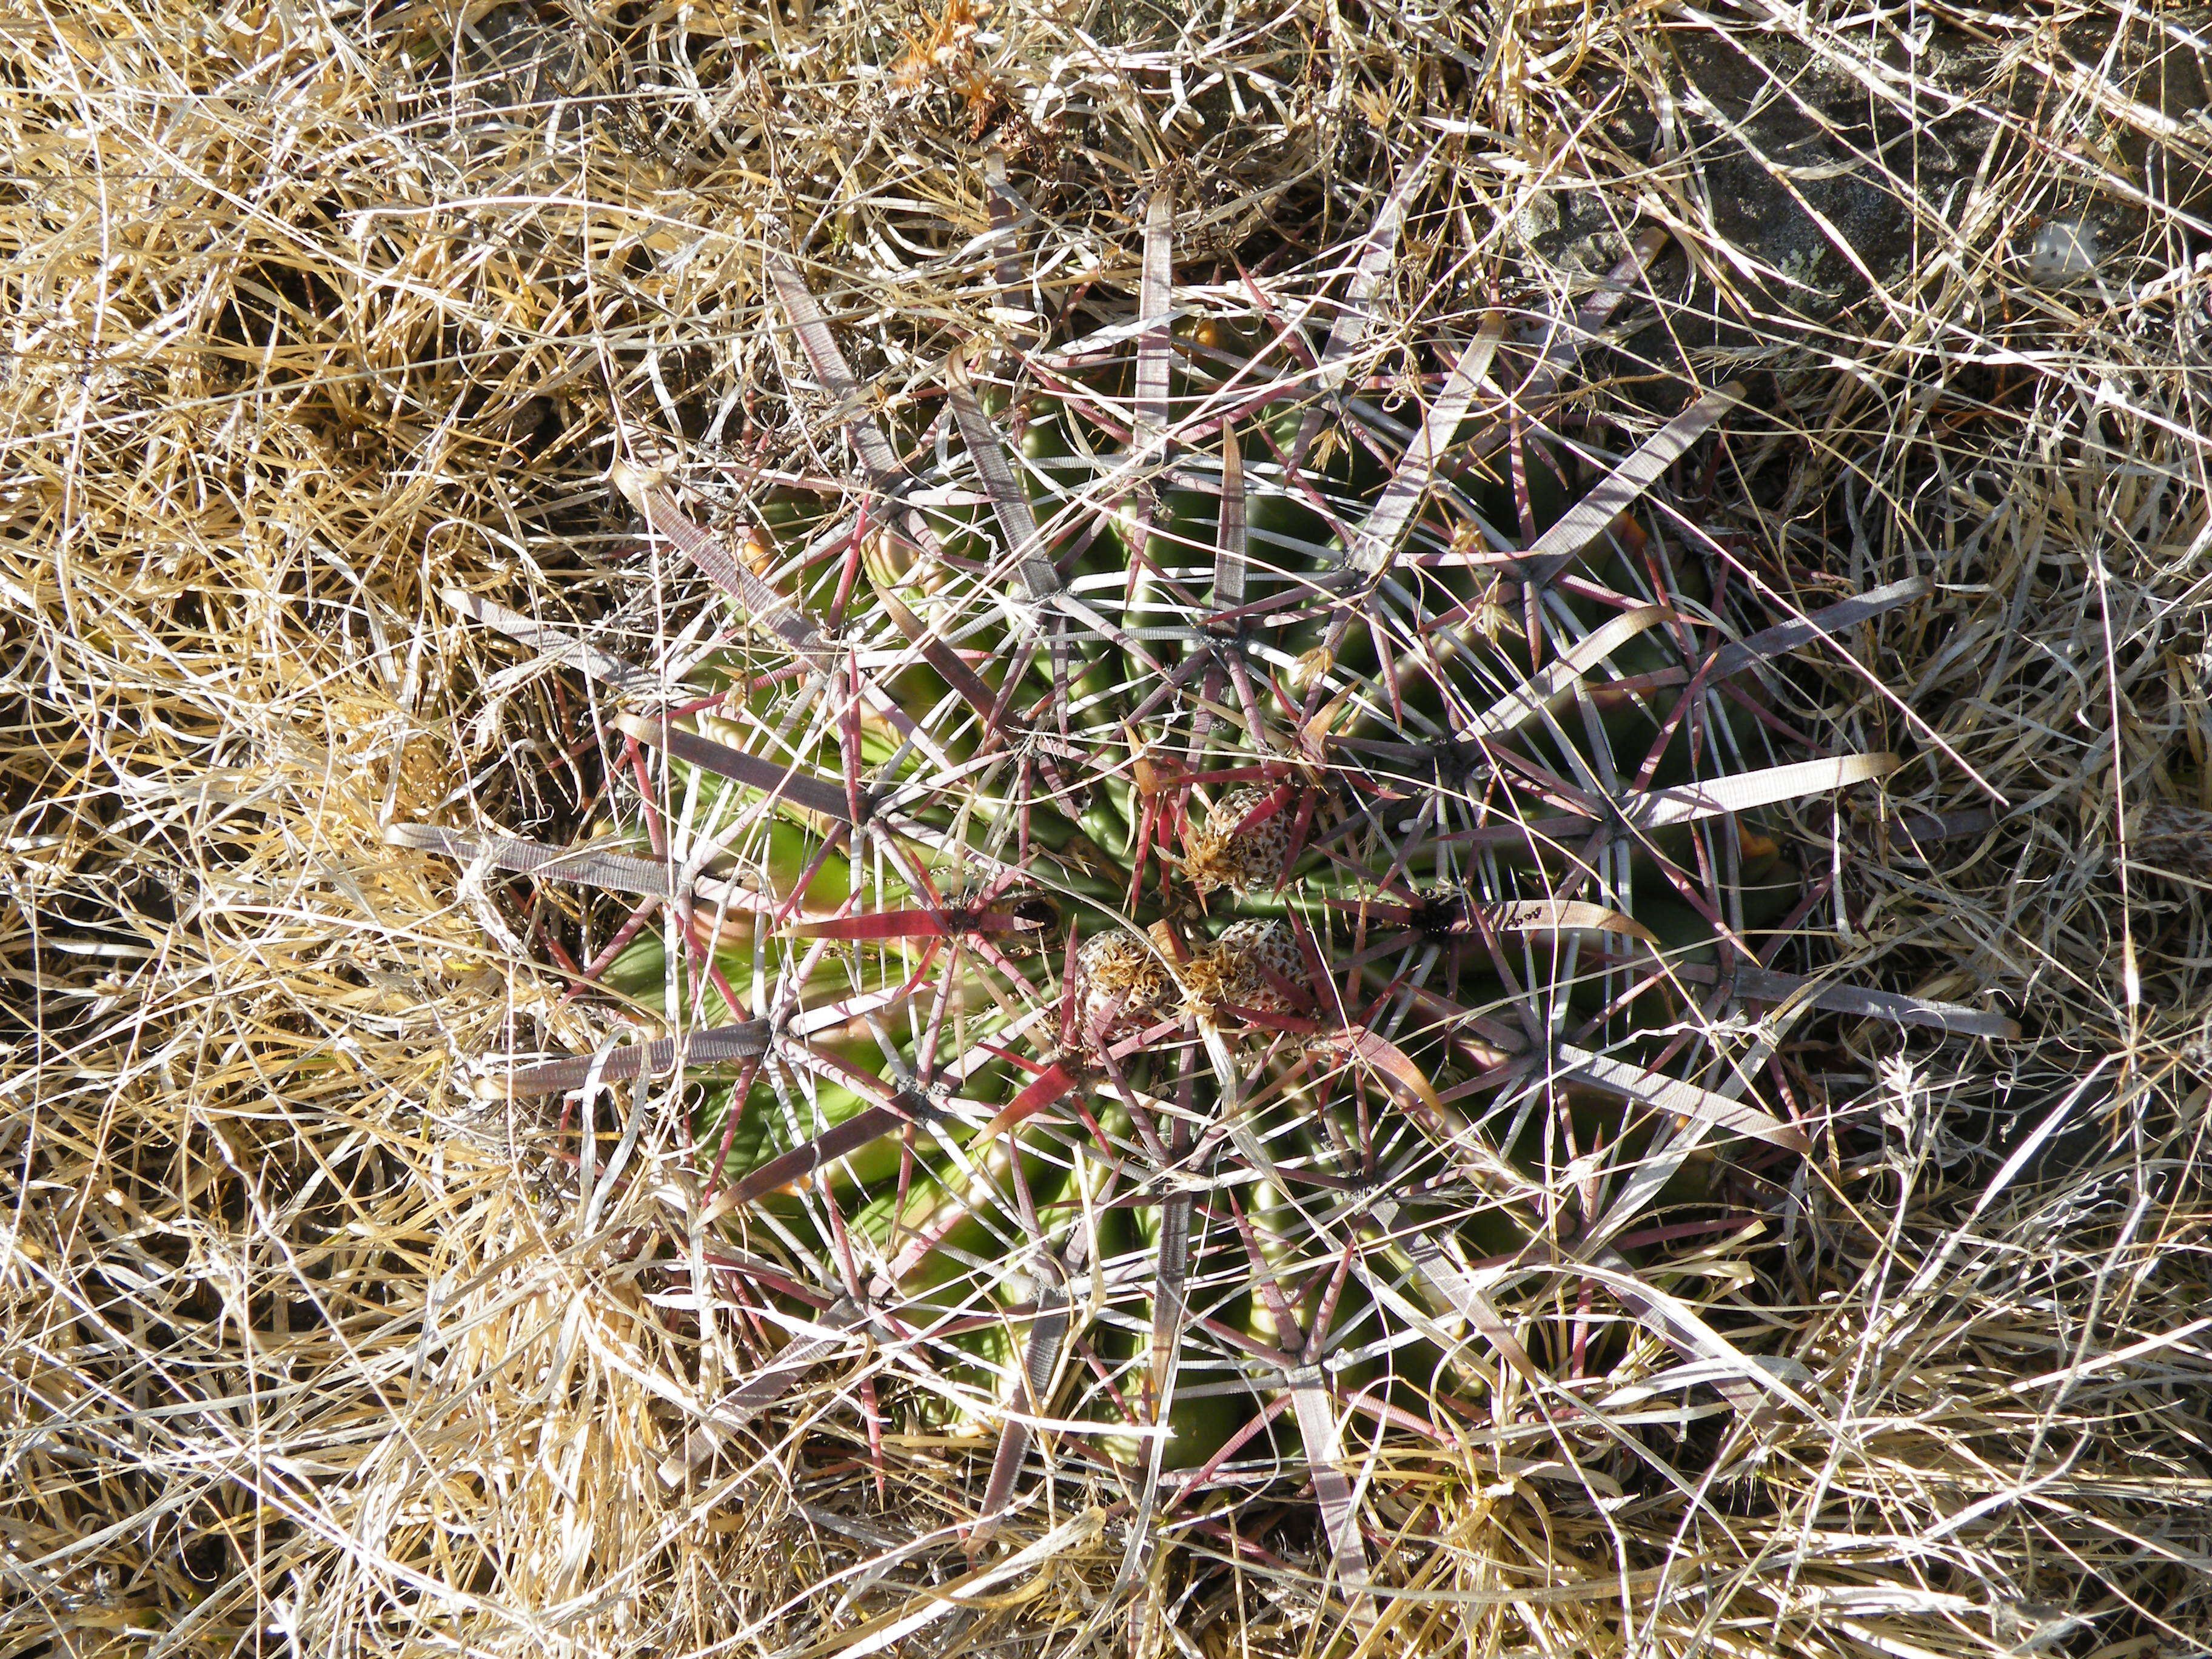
[[399, 172, 2008, 1580]]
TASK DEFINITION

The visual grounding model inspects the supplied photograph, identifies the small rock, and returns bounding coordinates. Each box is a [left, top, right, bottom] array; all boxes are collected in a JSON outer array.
[[2026, 218, 2101, 285]]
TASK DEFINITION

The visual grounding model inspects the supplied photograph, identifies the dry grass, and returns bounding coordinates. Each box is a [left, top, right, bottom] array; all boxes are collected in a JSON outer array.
[[5, 1, 2211, 1655]]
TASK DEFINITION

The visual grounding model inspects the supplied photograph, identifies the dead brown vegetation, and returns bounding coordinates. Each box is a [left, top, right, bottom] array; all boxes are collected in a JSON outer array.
[[5, 1, 2211, 1655]]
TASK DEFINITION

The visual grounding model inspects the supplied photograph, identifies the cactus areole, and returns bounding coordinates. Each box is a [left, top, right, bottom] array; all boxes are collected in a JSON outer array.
[[409, 181, 2003, 1560]]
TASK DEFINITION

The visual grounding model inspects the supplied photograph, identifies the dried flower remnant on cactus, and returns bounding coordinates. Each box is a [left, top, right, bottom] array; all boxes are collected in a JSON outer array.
[[1185, 784, 1293, 895], [1181, 918, 1302, 1017], [1076, 930, 1176, 1035]]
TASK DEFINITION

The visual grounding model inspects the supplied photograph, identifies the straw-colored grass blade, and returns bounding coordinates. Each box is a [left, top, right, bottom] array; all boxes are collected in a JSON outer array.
[[1623, 751, 1901, 829], [1515, 383, 1744, 588], [1345, 315, 1503, 575], [1553, 1042, 1812, 1154]]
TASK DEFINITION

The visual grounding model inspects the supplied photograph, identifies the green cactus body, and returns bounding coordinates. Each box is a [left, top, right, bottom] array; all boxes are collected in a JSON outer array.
[[1082, 1185, 1264, 1472], [421, 198, 1949, 1549], [856, 1133, 1065, 1430]]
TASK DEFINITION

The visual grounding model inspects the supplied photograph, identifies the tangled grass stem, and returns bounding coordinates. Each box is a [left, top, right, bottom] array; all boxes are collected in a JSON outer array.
[[11, 0, 2212, 1652]]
